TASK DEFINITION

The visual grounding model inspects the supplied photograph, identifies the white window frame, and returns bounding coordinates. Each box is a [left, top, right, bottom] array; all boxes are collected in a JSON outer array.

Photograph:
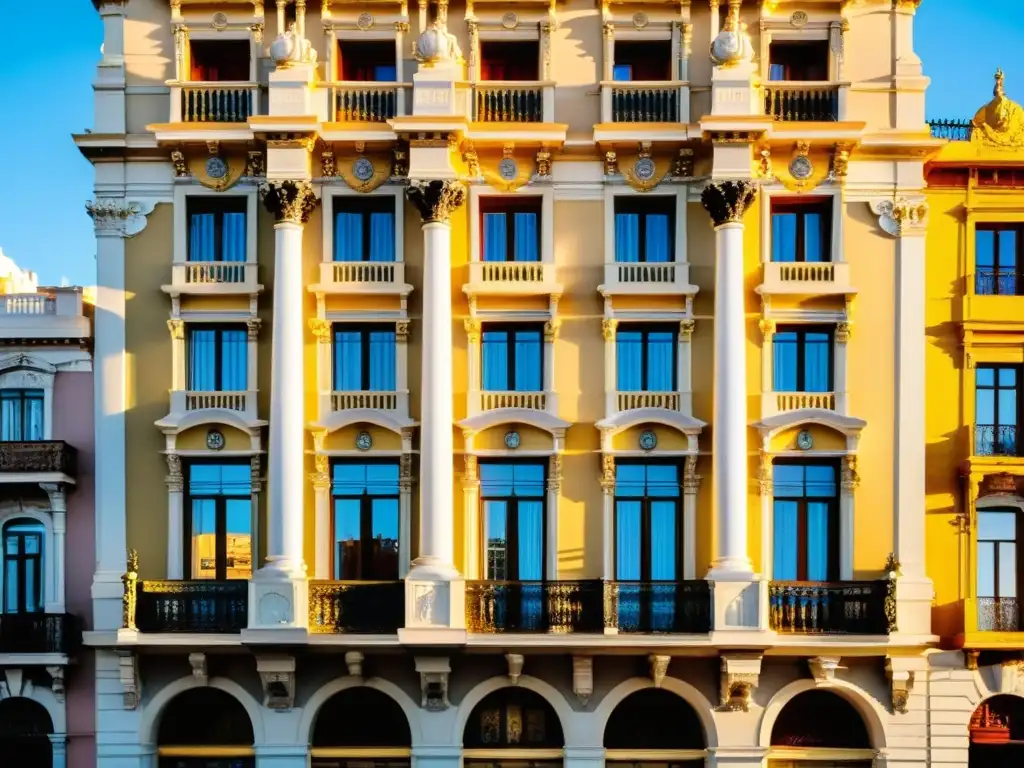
[[0, 355, 56, 442], [173, 185, 259, 267], [759, 184, 844, 265], [758, 20, 842, 83], [0, 505, 57, 614], [175, 26, 260, 84], [321, 186, 405, 267], [469, 186, 554, 265], [604, 185, 688, 268]]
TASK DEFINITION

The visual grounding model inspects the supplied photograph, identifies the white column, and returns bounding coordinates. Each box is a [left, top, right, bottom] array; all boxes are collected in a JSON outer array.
[[840, 455, 857, 581], [758, 452, 773, 580], [399, 450, 414, 578], [49, 734, 67, 768], [544, 319, 558, 412], [165, 455, 184, 580], [312, 457, 331, 580], [601, 454, 615, 580], [603, 319, 617, 416], [247, 317, 260, 404], [546, 454, 562, 579], [168, 319, 185, 391], [834, 322, 850, 414], [311, 319, 332, 420], [702, 181, 757, 580], [41, 483, 67, 613], [682, 457, 699, 580], [602, 23, 614, 81], [396, 320, 410, 415], [463, 452, 480, 578]]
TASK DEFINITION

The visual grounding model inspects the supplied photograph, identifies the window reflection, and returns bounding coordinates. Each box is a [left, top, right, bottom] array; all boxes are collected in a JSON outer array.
[[188, 463, 252, 580], [332, 462, 400, 580], [772, 462, 838, 582], [480, 463, 545, 581]]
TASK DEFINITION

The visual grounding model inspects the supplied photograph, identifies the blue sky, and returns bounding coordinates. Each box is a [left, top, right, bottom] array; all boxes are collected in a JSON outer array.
[[0, 1, 1013, 286]]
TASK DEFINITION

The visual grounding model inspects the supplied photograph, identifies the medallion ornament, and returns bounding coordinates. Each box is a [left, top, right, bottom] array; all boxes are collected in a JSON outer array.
[[700, 180, 758, 227], [406, 180, 466, 224], [260, 180, 319, 224]]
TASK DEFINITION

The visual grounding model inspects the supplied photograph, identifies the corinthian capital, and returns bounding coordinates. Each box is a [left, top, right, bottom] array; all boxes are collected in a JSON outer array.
[[86, 199, 154, 237], [406, 180, 466, 225], [701, 180, 758, 227], [260, 180, 319, 224]]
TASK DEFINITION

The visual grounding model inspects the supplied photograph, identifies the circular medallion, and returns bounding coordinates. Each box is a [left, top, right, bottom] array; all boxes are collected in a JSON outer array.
[[789, 155, 813, 181], [356, 431, 373, 451], [356, 12, 374, 30], [790, 11, 809, 28], [212, 12, 229, 30], [501, 12, 519, 29], [796, 430, 814, 451], [504, 431, 521, 450], [352, 157, 375, 182], [498, 157, 519, 181], [206, 429, 225, 451], [639, 430, 658, 452], [633, 157, 656, 182], [205, 156, 228, 180], [632, 12, 649, 29]]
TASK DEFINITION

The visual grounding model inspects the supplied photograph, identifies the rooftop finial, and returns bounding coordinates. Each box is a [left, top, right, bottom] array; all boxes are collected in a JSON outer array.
[[995, 68, 1006, 97]]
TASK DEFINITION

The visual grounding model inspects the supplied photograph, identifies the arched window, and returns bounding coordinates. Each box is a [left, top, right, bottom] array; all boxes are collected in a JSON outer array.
[[970, 695, 1024, 767], [770, 690, 871, 768], [464, 687, 563, 768], [157, 688, 254, 768], [3, 519, 45, 613], [311, 687, 411, 768], [604, 688, 705, 767], [0, 697, 52, 768]]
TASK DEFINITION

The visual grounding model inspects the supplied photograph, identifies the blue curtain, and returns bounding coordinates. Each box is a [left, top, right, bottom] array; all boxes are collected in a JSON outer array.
[[334, 213, 364, 262], [483, 213, 508, 262], [189, 213, 216, 262], [647, 331, 675, 390], [803, 213, 822, 263], [188, 329, 217, 390], [368, 330, 396, 390], [0, 393, 42, 441], [650, 501, 676, 580], [616, 331, 642, 391], [773, 500, 798, 580], [222, 213, 246, 262], [772, 332, 798, 391], [220, 330, 247, 391], [517, 501, 543, 580], [804, 333, 831, 392], [806, 502, 830, 581], [481, 331, 509, 390], [615, 501, 641, 580], [615, 214, 640, 263], [369, 212, 394, 262], [771, 213, 796, 263], [514, 213, 539, 262], [513, 330, 542, 391], [333, 330, 364, 390], [645, 214, 671, 263]]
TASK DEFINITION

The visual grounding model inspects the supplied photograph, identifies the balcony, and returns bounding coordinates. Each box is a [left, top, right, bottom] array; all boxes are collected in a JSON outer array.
[[757, 261, 854, 297], [929, 119, 973, 141], [170, 82, 259, 123], [957, 597, 1024, 649], [321, 390, 411, 420], [163, 261, 261, 296], [0, 613, 79, 656], [464, 261, 560, 299], [615, 391, 683, 412], [472, 390, 550, 414], [974, 425, 1020, 458], [600, 83, 683, 123], [308, 581, 405, 634], [977, 597, 1019, 632], [0, 288, 91, 341], [962, 272, 1024, 326], [170, 389, 259, 419], [473, 82, 554, 123], [761, 392, 838, 419], [136, 580, 248, 633], [327, 83, 403, 122], [0, 441, 77, 480], [606, 581, 711, 634], [310, 260, 411, 296], [768, 581, 891, 635], [599, 261, 697, 297], [763, 83, 843, 122]]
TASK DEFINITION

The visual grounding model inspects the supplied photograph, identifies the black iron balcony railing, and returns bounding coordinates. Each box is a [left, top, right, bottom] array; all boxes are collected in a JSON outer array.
[[181, 84, 255, 123], [605, 580, 712, 633], [136, 580, 248, 633], [763, 83, 839, 122], [474, 84, 544, 123], [611, 86, 679, 123], [0, 441, 77, 475], [929, 118, 973, 141], [308, 580, 404, 634], [0, 613, 79, 654], [974, 269, 1023, 296], [332, 86, 399, 122], [975, 424, 1020, 458], [769, 581, 890, 634], [977, 597, 1020, 632]]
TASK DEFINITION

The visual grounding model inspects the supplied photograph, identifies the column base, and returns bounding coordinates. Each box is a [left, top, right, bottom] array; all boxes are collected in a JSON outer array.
[[92, 570, 129, 630], [709, 578, 765, 632], [894, 575, 935, 637], [244, 567, 309, 636], [399, 563, 467, 645], [706, 556, 755, 582]]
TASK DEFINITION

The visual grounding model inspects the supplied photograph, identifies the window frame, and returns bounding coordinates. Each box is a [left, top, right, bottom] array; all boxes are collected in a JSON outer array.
[[772, 324, 835, 393], [614, 323, 678, 392], [612, 196, 677, 263], [479, 197, 543, 263], [174, 186, 258, 267], [330, 458, 402, 581], [975, 363, 1021, 456], [770, 198, 833, 263], [976, 507, 1021, 603], [331, 323, 398, 392], [2, 521, 44, 614], [771, 458, 841, 583], [185, 196, 249, 263], [479, 459, 548, 582], [479, 323, 545, 393], [322, 188, 405, 268], [183, 460, 253, 581], [331, 196, 398, 263], [612, 459, 683, 583], [469, 187, 554, 265], [186, 323, 249, 393], [975, 223, 1024, 296], [0, 389, 45, 442]]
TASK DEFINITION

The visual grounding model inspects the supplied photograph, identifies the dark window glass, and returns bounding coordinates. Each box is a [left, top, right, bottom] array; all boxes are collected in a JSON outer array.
[[976, 224, 1022, 295], [463, 688, 564, 748], [771, 199, 831, 262], [976, 365, 1020, 456], [480, 198, 541, 262], [188, 40, 250, 82], [187, 326, 247, 392], [2, 521, 44, 613], [332, 461, 400, 580], [332, 325, 397, 391], [481, 324, 543, 392], [187, 197, 247, 262], [337, 41, 397, 81], [772, 325, 833, 392], [0, 390, 44, 441], [616, 325, 676, 392], [614, 197, 674, 263], [767, 41, 829, 81], [772, 462, 838, 581], [612, 41, 672, 81], [333, 197, 395, 262], [186, 463, 252, 580], [614, 463, 680, 582], [480, 41, 539, 81], [480, 463, 545, 581]]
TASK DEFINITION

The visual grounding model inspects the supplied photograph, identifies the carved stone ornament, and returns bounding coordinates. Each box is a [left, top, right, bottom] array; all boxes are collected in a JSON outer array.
[[649, 654, 670, 688], [717, 654, 761, 712], [406, 180, 466, 224], [118, 651, 140, 710], [869, 199, 928, 237], [270, 22, 318, 68], [165, 453, 184, 492], [245, 150, 266, 178], [672, 148, 695, 178], [887, 660, 914, 714], [86, 199, 154, 237], [601, 318, 618, 341], [966, 649, 980, 671], [309, 318, 332, 343], [171, 149, 189, 177], [701, 180, 758, 227], [980, 472, 1020, 497], [46, 666, 65, 702], [415, 656, 451, 711], [506, 653, 525, 684], [808, 656, 842, 684], [345, 651, 364, 678], [972, 69, 1024, 149], [189, 652, 208, 685], [321, 151, 337, 178], [535, 149, 553, 178], [604, 150, 619, 176], [260, 180, 319, 224], [547, 454, 562, 493], [600, 453, 615, 494], [572, 656, 594, 705], [256, 654, 296, 710]]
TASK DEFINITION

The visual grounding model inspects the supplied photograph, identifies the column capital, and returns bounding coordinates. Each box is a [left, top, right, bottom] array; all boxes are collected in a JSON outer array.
[[547, 453, 562, 493], [165, 453, 184, 493], [600, 453, 615, 495], [86, 199, 154, 237], [406, 180, 466, 225], [601, 318, 618, 341], [260, 180, 319, 224], [700, 180, 758, 227], [39, 483, 67, 512]]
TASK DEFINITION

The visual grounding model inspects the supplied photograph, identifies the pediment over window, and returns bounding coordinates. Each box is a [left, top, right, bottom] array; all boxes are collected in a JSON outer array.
[[157, 409, 264, 437], [314, 408, 416, 437], [459, 409, 570, 437], [0, 353, 57, 377], [754, 409, 865, 452], [597, 407, 705, 436]]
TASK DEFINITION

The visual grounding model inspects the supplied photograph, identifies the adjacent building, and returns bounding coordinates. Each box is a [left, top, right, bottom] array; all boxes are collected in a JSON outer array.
[[79, 1, 937, 767]]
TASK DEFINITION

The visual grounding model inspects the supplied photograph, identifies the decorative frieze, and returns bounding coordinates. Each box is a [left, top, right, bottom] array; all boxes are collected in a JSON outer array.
[[165, 453, 183, 493], [572, 656, 593, 705], [86, 199, 153, 237], [649, 655, 670, 687]]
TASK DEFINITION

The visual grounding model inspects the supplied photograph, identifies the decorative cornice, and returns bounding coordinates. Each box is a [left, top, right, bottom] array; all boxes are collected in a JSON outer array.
[[701, 180, 758, 227], [406, 180, 466, 225], [260, 180, 319, 224]]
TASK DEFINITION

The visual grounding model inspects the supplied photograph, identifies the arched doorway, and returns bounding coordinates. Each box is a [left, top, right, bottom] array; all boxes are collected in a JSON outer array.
[[157, 688, 254, 768], [969, 695, 1024, 767], [463, 687, 564, 768], [311, 687, 412, 768], [604, 688, 706, 767], [0, 697, 52, 768], [769, 690, 872, 767]]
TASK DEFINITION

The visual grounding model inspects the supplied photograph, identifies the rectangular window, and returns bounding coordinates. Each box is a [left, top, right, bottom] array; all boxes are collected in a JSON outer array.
[[480, 198, 541, 263], [187, 198, 247, 263], [187, 326, 248, 392], [612, 41, 672, 82], [977, 510, 1020, 631], [614, 197, 674, 263], [480, 41, 539, 81], [480, 463, 546, 580], [186, 463, 252, 580], [332, 461, 400, 580], [771, 199, 831, 263], [333, 197, 396, 263], [976, 365, 1020, 456], [337, 40, 397, 81], [772, 462, 838, 582], [481, 324, 543, 392], [614, 462, 680, 582], [767, 40, 829, 82], [773, 326, 833, 392], [3, 522, 44, 613], [188, 39, 251, 82], [0, 390, 44, 441], [616, 325, 677, 392], [332, 325, 397, 391], [976, 224, 1022, 295]]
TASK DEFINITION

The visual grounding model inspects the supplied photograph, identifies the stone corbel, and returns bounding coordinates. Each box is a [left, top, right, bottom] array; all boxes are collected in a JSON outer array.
[[572, 656, 593, 705], [118, 651, 140, 710], [808, 656, 842, 684], [717, 653, 761, 712], [256, 654, 296, 710], [506, 653, 524, 685], [40, 483, 67, 513], [345, 651, 364, 678], [649, 655, 670, 688], [868, 199, 929, 238], [415, 656, 451, 711], [886, 657, 916, 714], [0, 669, 28, 699], [46, 666, 65, 702], [189, 652, 208, 685]]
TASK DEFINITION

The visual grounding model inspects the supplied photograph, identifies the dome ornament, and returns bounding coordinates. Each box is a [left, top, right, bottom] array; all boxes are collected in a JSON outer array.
[[269, 22, 318, 68], [971, 68, 1024, 148], [710, 5, 754, 68]]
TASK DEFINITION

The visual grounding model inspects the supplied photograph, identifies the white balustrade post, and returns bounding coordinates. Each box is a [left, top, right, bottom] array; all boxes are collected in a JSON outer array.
[[164, 456, 184, 580]]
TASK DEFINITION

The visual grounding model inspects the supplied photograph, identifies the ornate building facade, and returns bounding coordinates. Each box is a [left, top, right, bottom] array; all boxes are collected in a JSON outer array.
[[80, 1, 936, 767]]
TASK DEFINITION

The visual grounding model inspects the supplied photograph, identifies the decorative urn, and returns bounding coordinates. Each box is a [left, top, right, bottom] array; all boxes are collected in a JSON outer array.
[[415, 23, 448, 65], [270, 31, 297, 67]]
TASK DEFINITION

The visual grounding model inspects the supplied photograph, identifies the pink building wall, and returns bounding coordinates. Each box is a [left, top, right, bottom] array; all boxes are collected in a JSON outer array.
[[53, 370, 95, 768]]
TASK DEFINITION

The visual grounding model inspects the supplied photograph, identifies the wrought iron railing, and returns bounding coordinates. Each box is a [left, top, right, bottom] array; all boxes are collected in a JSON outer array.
[[474, 84, 544, 122], [308, 581, 404, 634], [180, 83, 255, 122], [974, 269, 1022, 296], [465, 580, 606, 633], [764, 83, 840, 122], [136, 580, 248, 633], [605, 581, 711, 633], [332, 85, 400, 122], [928, 119, 973, 141], [977, 597, 1020, 631], [769, 581, 889, 634], [975, 424, 1020, 457], [0, 613, 79, 654], [610, 86, 679, 122], [0, 441, 77, 475]]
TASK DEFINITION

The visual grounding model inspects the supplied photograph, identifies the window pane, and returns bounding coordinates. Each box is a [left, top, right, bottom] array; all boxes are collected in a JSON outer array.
[[513, 330, 542, 391], [976, 229, 995, 268], [805, 465, 837, 498], [225, 499, 252, 579], [512, 464, 545, 497], [773, 501, 799, 580], [772, 213, 797, 262], [189, 464, 251, 496], [334, 499, 361, 580], [4, 558, 17, 612], [334, 330, 364, 390], [999, 389, 1018, 426], [189, 212, 216, 262], [222, 211, 246, 263], [999, 367, 1018, 387], [804, 332, 831, 392], [483, 213, 508, 262], [806, 502, 830, 581], [998, 229, 1017, 268], [612, 64, 632, 81], [481, 330, 509, 390], [773, 464, 805, 497], [998, 541, 1017, 598], [773, 332, 799, 391], [190, 499, 218, 579], [977, 367, 995, 387], [979, 511, 1017, 541], [650, 501, 676, 580], [645, 214, 671, 263], [804, 213, 823, 262], [615, 501, 641, 580], [616, 331, 643, 391], [188, 329, 217, 391], [333, 463, 367, 495], [615, 213, 640, 263], [24, 395, 43, 441], [615, 464, 647, 496], [517, 500, 544, 580], [365, 463, 400, 495], [480, 463, 514, 497], [335, 212, 364, 261], [976, 388, 996, 425], [977, 541, 996, 597], [646, 464, 680, 498], [485, 501, 508, 580], [371, 498, 400, 579], [646, 331, 676, 391], [513, 213, 539, 262], [368, 330, 396, 391], [369, 212, 395, 262], [220, 329, 247, 391]]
